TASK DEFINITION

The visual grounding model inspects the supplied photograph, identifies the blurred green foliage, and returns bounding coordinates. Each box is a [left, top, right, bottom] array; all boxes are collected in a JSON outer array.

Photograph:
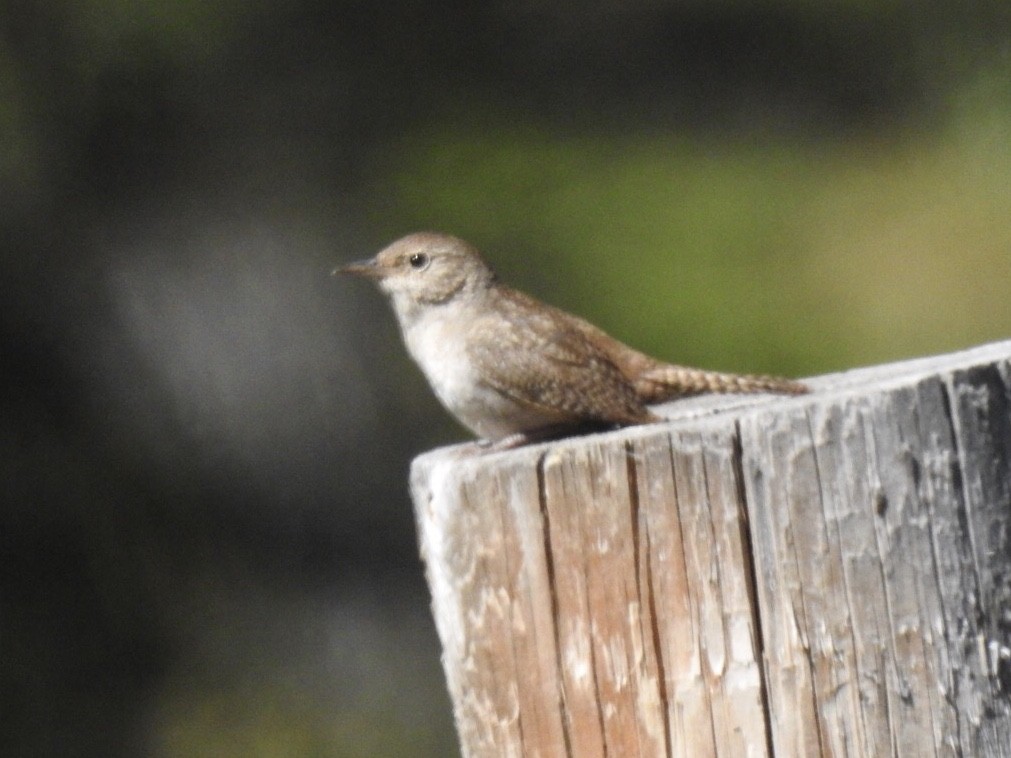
[[381, 93, 1011, 377]]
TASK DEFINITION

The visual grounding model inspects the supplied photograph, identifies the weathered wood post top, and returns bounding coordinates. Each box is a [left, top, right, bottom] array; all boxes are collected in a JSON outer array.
[[411, 340, 1011, 758]]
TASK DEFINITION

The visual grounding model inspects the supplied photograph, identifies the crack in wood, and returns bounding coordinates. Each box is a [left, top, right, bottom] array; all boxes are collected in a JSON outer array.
[[625, 440, 673, 758], [696, 437, 728, 755], [945, 366, 1011, 752], [493, 476, 528, 756], [806, 405, 873, 754], [536, 451, 574, 758], [867, 402, 923, 754], [579, 466, 610, 758], [731, 423, 777, 758]]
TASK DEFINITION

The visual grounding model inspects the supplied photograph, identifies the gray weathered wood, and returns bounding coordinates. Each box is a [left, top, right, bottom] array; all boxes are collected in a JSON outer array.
[[410, 340, 1011, 757]]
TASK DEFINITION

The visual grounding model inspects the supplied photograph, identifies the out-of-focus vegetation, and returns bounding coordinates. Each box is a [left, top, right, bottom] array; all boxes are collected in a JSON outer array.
[[382, 98, 1011, 373], [2, 0, 1010, 756]]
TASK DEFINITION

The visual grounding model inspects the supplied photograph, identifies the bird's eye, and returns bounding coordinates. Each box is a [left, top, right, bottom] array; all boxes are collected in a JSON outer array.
[[408, 252, 430, 270]]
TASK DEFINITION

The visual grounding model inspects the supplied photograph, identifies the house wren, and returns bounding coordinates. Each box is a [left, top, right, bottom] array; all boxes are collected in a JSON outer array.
[[336, 232, 807, 446]]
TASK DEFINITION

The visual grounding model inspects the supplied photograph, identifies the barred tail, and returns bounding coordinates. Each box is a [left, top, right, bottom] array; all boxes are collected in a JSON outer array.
[[633, 364, 808, 403]]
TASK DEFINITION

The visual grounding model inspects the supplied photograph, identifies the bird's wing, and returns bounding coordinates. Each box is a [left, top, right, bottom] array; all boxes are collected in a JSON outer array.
[[467, 292, 651, 426]]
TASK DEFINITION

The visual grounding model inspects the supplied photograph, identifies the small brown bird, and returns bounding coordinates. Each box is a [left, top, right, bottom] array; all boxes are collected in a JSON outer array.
[[336, 232, 807, 447]]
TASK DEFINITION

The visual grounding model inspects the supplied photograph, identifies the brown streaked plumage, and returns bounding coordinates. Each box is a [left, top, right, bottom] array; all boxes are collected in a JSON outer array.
[[336, 232, 807, 446]]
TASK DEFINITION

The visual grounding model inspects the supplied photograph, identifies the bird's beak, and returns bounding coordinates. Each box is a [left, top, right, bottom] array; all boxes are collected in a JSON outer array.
[[332, 258, 383, 279]]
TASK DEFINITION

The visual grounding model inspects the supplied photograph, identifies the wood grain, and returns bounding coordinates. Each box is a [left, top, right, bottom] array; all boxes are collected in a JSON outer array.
[[411, 340, 1011, 757]]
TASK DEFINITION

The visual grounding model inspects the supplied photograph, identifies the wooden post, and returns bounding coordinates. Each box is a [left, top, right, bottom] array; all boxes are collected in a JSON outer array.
[[410, 341, 1011, 757]]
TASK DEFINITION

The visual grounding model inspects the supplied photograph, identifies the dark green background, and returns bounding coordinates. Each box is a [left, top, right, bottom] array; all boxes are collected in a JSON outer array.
[[3, 1, 1010, 755]]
